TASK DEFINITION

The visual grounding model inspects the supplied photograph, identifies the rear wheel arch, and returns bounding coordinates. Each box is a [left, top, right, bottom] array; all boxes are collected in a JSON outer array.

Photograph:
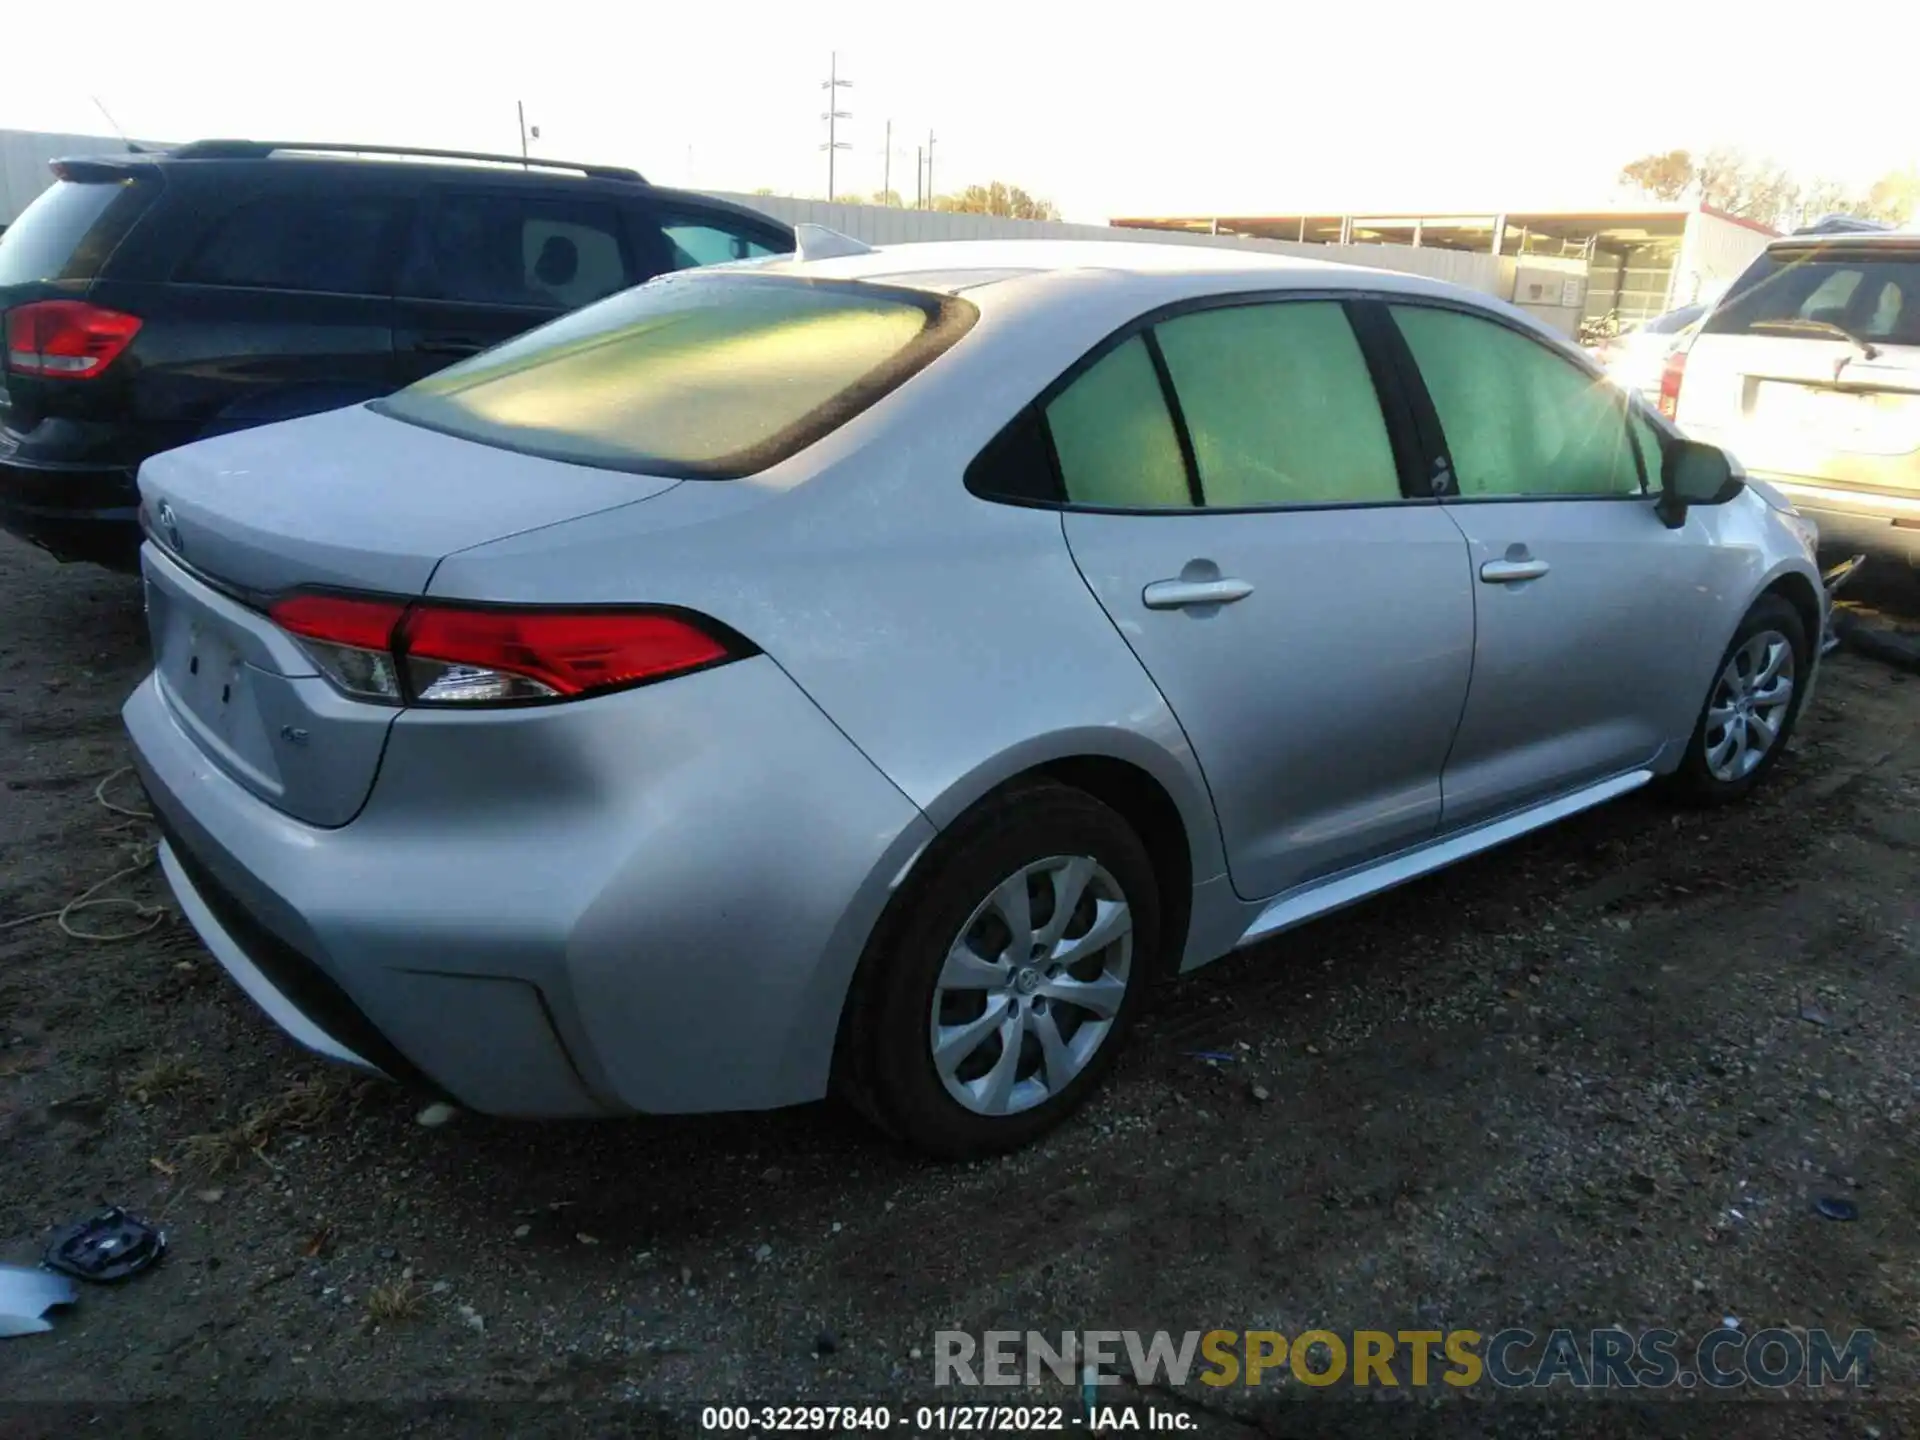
[[829, 756, 1200, 1142]]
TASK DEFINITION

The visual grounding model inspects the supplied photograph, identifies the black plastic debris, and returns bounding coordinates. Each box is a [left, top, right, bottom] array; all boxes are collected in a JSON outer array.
[[0, 1265, 78, 1338], [44, 1207, 166, 1283], [1814, 1196, 1860, 1222]]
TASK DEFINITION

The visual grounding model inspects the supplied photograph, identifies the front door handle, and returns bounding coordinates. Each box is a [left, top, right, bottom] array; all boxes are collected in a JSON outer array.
[[1480, 559, 1550, 584], [1142, 577, 1255, 609]]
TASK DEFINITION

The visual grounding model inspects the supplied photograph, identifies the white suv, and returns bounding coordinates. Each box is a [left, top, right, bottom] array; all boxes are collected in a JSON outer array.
[[1672, 231, 1920, 564]]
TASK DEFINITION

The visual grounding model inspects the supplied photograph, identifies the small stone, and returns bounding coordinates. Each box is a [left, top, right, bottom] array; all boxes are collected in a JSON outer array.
[[681, 1266, 694, 1286], [375, 1246, 399, 1263], [1305, 1044, 1321, 1056], [195, 1188, 225, 1204], [415, 1101, 460, 1128], [431, 1280, 451, 1295], [910, 1347, 923, 1361], [830, 1222, 843, 1234], [1691, 1279, 1706, 1293], [576, 1233, 600, 1247], [1250, 1085, 1271, 1103], [753, 1243, 774, 1263], [1814, 1087, 1835, 1103], [1799, 1004, 1832, 1027], [761, 1166, 784, 1183], [458, 1304, 485, 1333], [513, 1224, 531, 1239]]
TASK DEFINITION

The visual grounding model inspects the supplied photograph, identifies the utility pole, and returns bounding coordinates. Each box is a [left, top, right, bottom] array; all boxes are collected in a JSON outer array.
[[915, 145, 924, 208], [883, 119, 891, 205], [517, 101, 529, 168], [925, 129, 936, 208], [819, 52, 852, 201]]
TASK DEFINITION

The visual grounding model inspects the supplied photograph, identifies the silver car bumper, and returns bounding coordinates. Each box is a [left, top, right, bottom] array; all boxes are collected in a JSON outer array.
[[125, 656, 935, 1117]]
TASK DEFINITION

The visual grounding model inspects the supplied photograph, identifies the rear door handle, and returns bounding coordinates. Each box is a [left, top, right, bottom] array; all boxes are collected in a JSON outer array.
[[1142, 578, 1254, 609], [1480, 559, 1550, 584]]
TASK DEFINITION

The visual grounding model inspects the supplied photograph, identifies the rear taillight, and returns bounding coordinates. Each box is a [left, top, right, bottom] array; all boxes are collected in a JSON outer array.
[[4, 300, 142, 379], [268, 594, 745, 706], [1657, 346, 1688, 419]]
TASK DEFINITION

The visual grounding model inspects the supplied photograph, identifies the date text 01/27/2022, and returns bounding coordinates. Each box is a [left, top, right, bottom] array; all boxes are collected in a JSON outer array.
[[699, 1404, 1196, 1432]]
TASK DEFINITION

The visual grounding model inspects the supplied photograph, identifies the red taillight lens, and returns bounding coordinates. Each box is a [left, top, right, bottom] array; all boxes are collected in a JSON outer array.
[[402, 606, 732, 702], [268, 594, 742, 706], [4, 300, 142, 379], [1658, 347, 1688, 420]]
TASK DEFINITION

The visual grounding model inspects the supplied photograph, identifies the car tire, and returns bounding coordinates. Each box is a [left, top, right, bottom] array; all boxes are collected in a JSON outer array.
[[835, 780, 1161, 1159], [1666, 594, 1809, 805]]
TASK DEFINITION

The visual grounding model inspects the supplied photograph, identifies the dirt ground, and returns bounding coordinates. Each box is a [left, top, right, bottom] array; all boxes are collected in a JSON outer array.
[[1, 531, 1917, 1438]]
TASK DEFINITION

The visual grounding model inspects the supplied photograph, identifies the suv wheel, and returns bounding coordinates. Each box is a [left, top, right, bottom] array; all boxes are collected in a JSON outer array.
[[838, 781, 1160, 1158]]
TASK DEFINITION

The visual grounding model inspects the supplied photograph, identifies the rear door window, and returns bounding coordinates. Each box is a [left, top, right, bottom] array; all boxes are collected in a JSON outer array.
[[0, 177, 156, 285], [1705, 249, 1920, 347], [177, 193, 404, 295], [403, 192, 633, 311], [1153, 301, 1401, 506], [652, 209, 790, 270], [1045, 336, 1193, 508], [374, 273, 974, 476]]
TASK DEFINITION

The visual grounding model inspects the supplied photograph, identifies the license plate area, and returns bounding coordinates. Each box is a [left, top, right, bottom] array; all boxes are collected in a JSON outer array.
[[1756, 382, 1917, 455]]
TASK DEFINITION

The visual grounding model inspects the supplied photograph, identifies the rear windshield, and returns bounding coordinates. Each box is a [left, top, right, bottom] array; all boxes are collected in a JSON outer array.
[[374, 273, 977, 478], [1704, 247, 1920, 347], [0, 177, 154, 287]]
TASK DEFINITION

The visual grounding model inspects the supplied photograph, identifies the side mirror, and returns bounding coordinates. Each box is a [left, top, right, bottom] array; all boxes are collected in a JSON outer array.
[[1656, 438, 1744, 529]]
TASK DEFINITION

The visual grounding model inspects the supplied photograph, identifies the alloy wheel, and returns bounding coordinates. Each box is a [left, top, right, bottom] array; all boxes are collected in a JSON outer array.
[[928, 854, 1133, 1116], [1704, 628, 1795, 782]]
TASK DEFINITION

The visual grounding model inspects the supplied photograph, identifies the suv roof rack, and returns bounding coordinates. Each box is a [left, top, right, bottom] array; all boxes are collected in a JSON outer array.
[[168, 139, 646, 184]]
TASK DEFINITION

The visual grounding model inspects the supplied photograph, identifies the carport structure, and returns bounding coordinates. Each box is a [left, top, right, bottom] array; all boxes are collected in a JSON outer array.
[[1111, 204, 1777, 329]]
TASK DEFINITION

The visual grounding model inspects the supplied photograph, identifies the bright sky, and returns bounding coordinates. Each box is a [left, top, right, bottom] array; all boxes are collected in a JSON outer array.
[[7, 0, 1919, 223]]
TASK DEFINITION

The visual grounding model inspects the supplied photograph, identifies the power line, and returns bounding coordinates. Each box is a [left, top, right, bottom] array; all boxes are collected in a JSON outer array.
[[819, 52, 852, 201]]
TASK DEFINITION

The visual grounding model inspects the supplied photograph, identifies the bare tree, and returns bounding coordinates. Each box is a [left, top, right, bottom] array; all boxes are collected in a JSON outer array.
[[1618, 150, 1694, 201], [933, 181, 1061, 221]]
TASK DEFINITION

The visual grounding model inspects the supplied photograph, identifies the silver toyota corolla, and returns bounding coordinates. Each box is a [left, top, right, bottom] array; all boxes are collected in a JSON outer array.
[[124, 236, 1826, 1156]]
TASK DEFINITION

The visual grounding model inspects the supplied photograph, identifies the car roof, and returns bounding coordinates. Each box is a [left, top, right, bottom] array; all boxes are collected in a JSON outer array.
[[1764, 229, 1920, 252], [50, 143, 791, 233], [750, 236, 1489, 309]]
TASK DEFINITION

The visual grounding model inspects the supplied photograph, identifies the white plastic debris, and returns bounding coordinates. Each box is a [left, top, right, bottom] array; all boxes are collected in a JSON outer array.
[[0, 1265, 77, 1339]]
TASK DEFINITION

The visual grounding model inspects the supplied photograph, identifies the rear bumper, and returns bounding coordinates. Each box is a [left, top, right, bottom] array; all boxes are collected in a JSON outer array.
[[1762, 476, 1920, 566], [124, 650, 935, 1118], [0, 455, 140, 568]]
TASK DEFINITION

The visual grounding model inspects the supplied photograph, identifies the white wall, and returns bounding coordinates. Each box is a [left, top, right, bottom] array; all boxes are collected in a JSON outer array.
[[1668, 211, 1775, 310], [707, 192, 1506, 296]]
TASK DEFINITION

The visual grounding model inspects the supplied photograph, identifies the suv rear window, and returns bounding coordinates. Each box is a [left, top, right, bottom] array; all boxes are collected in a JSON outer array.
[[373, 273, 976, 478], [1704, 247, 1920, 347], [0, 177, 155, 286]]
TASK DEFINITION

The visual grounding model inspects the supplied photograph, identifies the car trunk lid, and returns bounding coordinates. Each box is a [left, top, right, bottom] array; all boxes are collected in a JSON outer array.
[[137, 404, 682, 826]]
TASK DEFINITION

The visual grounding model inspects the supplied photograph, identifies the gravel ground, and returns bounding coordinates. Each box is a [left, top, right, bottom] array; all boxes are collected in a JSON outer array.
[[1, 532, 1917, 1438]]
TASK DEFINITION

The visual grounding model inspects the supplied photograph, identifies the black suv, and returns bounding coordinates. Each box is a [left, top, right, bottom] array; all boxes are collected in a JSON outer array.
[[0, 140, 794, 568]]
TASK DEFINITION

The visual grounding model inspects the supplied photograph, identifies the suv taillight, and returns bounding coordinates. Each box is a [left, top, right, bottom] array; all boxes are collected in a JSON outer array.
[[4, 300, 142, 378], [269, 593, 747, 706], [1657, 347, 1688, 419]]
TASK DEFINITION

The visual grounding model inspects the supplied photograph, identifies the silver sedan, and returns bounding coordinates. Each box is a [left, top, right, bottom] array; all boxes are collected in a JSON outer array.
[[125, 236, 1826, 1156]]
